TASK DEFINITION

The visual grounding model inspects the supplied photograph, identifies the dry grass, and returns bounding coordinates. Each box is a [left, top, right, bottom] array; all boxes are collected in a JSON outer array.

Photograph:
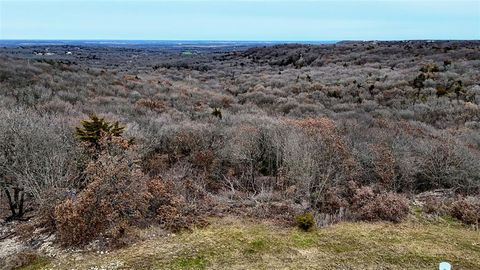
[[24, 216, 480, 270]]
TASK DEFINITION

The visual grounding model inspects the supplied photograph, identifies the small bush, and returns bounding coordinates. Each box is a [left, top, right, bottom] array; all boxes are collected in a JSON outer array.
[[147, 177, 185, 230], [450, 197, 480, 225], [422, 197, 447, 215], [350, 186, 376, 208], [354, 192, 409, 223], [295, 212, 316, 231], [317, 187, 348, 214], [349, 185, 409, 223]]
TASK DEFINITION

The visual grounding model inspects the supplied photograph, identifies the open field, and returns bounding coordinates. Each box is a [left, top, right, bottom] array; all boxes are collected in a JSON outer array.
[[22, 216, 480, 270]]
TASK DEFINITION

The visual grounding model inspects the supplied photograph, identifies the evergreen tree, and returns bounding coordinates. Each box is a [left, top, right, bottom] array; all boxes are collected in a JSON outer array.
[[75, 115, 125, 145]]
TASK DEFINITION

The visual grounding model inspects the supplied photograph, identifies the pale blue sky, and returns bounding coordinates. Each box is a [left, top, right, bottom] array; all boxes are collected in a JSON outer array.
[[0, 0, 479, 40]]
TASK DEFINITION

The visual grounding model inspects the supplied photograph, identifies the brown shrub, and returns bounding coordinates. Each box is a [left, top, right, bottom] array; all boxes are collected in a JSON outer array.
[[136, 98, 166, 112], [298, 181, 410, 225], [317, 187, 348, 214], [191, 149, 217, 171], [350, 186, 376, 208], [450, 197, 480, 225], [142, 153, 170, 177], [172, 129, 205, 156], [350, 186, 409, 223], [422, 197, 446, 215], [371, 143, 395, 191], [147, 178, 182, 225], [148, 177, 210, 232], [55, 147, 209, 247], [54, 147, 151, 247], [246, 201, 300, 224], [36, 189, 72, 233]]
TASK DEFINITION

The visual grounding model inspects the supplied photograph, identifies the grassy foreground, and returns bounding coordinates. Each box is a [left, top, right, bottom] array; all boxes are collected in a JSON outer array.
[[27, 217, 479, 270]]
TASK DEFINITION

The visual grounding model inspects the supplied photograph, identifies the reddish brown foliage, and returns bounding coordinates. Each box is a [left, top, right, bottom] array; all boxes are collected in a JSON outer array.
[[450, 197, 480, 225], [317, 187, 349, 214], [147, 178, 183, 226], [371, 143, 395, 190], [135, 98, 166, 112], [351, 187, 409, 223], [55, 146, 151, 247]]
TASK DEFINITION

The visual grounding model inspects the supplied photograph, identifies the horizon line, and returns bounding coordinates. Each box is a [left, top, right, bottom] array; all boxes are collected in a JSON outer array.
[[1, 38, 479, 42]]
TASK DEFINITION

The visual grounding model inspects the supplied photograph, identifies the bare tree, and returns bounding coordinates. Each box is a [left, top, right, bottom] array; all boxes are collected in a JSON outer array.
[[0, 108, 77, 220]]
